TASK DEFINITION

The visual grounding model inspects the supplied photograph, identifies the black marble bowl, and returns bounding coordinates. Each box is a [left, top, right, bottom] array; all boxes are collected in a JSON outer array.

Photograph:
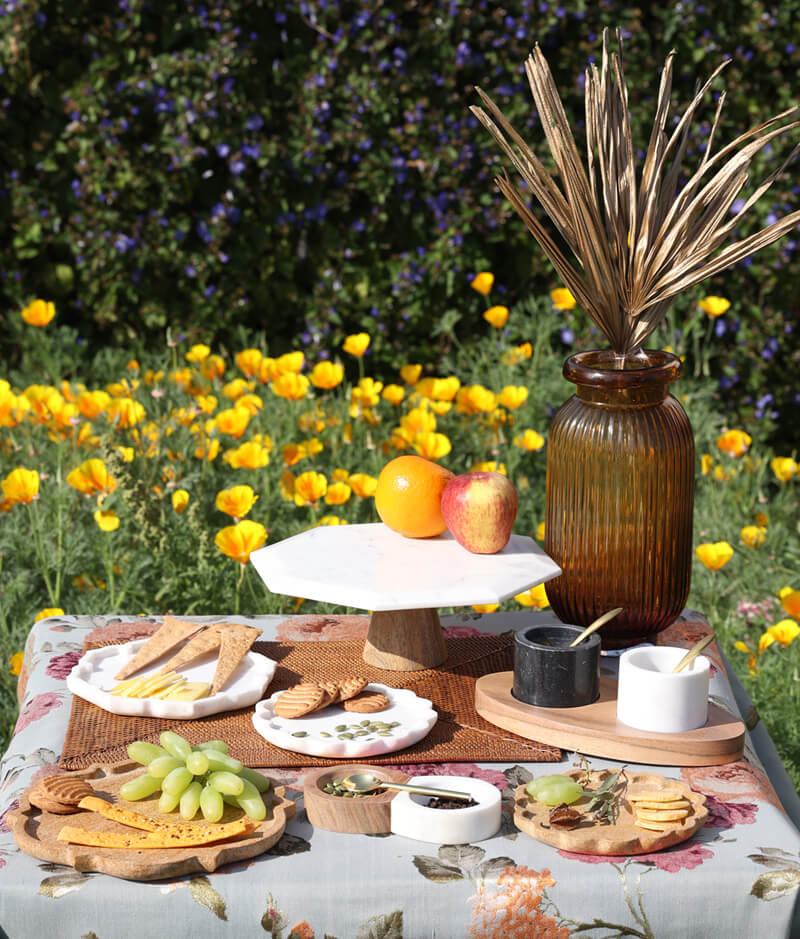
[[512, 623, 600, 708]]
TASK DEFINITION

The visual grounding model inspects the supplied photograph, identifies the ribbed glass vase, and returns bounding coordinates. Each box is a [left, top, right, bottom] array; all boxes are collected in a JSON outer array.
[[544, 349, 694, 648]]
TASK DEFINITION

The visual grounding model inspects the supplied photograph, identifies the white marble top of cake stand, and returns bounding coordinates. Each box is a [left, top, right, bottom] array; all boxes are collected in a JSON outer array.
[[249, 523, 561, 611]]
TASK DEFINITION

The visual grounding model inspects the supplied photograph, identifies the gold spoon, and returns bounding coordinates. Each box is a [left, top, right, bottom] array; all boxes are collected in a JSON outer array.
[[569, 607, 624, 647], [340, 773, 472, 801], [672, 633, 716, 673]]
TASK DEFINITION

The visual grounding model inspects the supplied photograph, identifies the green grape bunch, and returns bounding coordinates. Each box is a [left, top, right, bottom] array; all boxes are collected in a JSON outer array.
[[119, 732, 271, 823]]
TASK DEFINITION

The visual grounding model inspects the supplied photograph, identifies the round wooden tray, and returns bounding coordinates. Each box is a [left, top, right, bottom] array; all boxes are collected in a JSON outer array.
[[514, 770, 707, 855], [7, 762, 296, 881], [303, 764, 410, 834]]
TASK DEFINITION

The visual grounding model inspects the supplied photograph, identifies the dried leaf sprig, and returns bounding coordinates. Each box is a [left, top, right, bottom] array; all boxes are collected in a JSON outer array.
[[471, 28, 800, 357], [585, 768, 627, 825]]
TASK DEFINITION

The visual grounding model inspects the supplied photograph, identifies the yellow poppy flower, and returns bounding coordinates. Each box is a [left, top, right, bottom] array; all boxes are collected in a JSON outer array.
[[779, 587, 800, 619], [224, 441, 271, 470], [483, 305, 509, 329], [193, 437, 220, 461], [21, 299, 55, 326], [698, 296, 731, 318], [351, 377, 383, 410], [216, 484, 258, 518], [382, 384, 405, 405], [77, 390, 111, 419], [94, 509, 120, 532], [107, 397, 145, 429], [766, 619, 800, 647], [695, 541, 734, 571], [503, 341, 533, 365], [310, 361, 344, 389], [400, 364, 422, 385], [324, 481, 352, 505], [276, 351, 305, 374], [0, 382, 29, 428], [293, 471, 327, 506], [235, 348, 263, 378], [215, 520, 267, 564], [513, 429, 545, 451], [550, 287, 576, 310], [740, 525, 766, 549], [316, 515, 349, 526], [331, 468, 351, 482], [536, 521, 546, 541], [413, 431, 452, 460], [514, 584, 549, 608], [272, 372, 309, 400], [470, 271, 494, 295], [115, 446, 134, 463], [215, 406, 251, 439], [235, 394, 263, 416], [716, 429, 751, 457], [201, 354, 226, 380], [342, 333, 371, 357], [770, 457, 798, 482], [700, 454, 714, 475], [456, 385, 497, 414], [221, 378, 248, 401], [2, 467, 40, 504], [470, 460, 507, 475], [499, 386, 529, 410], [281, 443, 306, 467], [401, 407, 437, 436], [24, 384, 63, 422], [416, 377, 460, 401], [348, 473, 378, 498], [171, 489, 190, 514], [472, 604, 500, 613], [9, 651, 24, 676], [66, 459, 117, 496], [34, 608, 65, 623], [186, 344, 211, 363], [758, 631, 775, 655]]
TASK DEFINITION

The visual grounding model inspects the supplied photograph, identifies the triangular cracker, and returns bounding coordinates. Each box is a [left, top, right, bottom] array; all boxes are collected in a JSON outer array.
[[114, 616, 205, 680], [156, 623, 224, 674], [210, 624, 262, 695]]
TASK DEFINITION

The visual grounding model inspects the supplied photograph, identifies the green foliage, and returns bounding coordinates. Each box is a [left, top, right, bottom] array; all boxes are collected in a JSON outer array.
[[0, 1, 797, 440]]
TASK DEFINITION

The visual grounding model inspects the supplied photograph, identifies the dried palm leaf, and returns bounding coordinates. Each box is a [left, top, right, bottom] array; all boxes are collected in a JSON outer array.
[[471, 28, 799, 357]]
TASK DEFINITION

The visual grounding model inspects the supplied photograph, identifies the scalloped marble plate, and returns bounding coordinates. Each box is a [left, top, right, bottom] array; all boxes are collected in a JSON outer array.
[[252, 683, 437, 758], [66, 639, 277, 719]]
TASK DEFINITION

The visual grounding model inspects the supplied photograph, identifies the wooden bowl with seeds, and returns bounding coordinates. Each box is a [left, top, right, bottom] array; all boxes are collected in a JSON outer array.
[[303, 764, 410, 834]]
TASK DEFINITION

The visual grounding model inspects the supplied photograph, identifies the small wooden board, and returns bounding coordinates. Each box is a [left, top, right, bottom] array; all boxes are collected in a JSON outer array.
[[303, 764, 410, 834], [475, 672, 745, 766], [514, 770, 707, 855], [7, 762, 296, 881]]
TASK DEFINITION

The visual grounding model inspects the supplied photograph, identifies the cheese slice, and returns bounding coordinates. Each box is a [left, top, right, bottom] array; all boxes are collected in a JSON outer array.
[[163, 681, 210, 701], [77, 796, 256, 841]]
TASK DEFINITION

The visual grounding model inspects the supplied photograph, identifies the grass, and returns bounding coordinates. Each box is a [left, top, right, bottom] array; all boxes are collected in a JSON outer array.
[[1, 292, 798, 790]]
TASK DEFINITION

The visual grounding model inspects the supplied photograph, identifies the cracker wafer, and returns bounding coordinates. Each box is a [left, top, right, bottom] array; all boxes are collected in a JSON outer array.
[[209, 624, 262, 695], [114, 615, 205, 680], [343, 691, 390, 713], [336, 677, 368, 702], [274, 683, 327, 718], [157, 624, 224, 674], [629, 789, 685, 803], [635, 807, 691, 822]]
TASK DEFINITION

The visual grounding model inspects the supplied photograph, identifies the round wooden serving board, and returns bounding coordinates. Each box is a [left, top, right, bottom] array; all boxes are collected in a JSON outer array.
[[303, 764, 410, 834], [514, 770, 708, 855], [7, 762, 296, 881], [475, 672, 745, 766]]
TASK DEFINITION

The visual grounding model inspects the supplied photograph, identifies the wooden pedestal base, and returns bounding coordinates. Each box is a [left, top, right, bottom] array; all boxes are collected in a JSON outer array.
[[362, 608, 446, 671]]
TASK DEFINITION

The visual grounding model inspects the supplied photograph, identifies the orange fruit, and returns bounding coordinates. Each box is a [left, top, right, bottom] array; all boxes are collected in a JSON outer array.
[[374, 455, 454, 538]]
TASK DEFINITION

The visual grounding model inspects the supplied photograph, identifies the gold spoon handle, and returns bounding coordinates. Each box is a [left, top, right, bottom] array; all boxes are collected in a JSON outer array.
[[569, 607, 624, 647], [672, 633, 716, 673], [378, 781, 472, 800]]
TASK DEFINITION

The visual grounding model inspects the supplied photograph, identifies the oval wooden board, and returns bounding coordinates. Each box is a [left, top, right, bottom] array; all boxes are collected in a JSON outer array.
[[7, 762, 296, 881], [514, 770, 708, 855], [475, 672, 745, 765]]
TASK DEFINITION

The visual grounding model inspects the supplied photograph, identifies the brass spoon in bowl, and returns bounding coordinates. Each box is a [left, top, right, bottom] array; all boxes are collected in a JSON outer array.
[[340, 773, 472, 801], [569, 607, 624, 647], [672, 633, 716, 673]]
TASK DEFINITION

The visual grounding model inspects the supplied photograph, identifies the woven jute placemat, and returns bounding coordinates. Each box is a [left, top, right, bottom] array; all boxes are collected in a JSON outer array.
[[59, 626, 560, 769]]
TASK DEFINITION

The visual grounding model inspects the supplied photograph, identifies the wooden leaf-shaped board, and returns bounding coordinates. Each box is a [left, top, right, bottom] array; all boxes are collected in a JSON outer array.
[[7, 762, 295, 881], [514, 769, 707, 855]]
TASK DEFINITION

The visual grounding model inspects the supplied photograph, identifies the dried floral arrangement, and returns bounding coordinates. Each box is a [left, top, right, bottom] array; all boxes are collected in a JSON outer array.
[[471, 28, 799, 359]]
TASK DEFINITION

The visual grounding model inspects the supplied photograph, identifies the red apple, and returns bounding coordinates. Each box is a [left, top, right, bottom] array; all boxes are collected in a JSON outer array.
[[441, 471, 518, 554]]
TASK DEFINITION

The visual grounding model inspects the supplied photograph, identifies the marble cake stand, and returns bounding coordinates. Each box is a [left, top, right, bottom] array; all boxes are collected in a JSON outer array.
[[249, 523, 561, 671]]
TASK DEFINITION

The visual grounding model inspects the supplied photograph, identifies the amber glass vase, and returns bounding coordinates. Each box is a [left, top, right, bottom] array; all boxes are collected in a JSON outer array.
[[544, 349, 694, 648]]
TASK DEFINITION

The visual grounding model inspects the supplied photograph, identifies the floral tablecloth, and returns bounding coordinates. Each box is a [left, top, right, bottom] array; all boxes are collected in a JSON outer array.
[[2, 610, 799, 939]]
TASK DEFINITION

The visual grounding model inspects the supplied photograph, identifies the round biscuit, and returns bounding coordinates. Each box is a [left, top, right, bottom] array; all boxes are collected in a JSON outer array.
[[28, 784, 81, 815], [336, 677, 368, 702], [274, 682, 326, 718], [342, 691, 390, 713]]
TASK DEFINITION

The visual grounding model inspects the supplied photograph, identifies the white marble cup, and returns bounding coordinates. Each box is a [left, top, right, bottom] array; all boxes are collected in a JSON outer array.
[[390, 775, 502, 843], [616, 646, 710, 734]]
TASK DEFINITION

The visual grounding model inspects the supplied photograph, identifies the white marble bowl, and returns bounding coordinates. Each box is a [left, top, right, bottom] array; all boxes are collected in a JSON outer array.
[[390, 775, 502, 843]]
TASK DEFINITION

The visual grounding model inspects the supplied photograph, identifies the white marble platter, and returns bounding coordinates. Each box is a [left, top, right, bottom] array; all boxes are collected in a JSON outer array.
[[252, 682, 437, 758], [67, 639, 277, 719], [249, 523, 561, 611]]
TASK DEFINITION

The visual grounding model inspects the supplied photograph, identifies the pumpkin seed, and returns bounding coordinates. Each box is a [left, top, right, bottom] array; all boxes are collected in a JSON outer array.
[[291, 731, 308, 738]]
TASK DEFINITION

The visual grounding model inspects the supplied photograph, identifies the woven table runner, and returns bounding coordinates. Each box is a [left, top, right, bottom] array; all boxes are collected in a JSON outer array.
[[59, 628, 560, 769]]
